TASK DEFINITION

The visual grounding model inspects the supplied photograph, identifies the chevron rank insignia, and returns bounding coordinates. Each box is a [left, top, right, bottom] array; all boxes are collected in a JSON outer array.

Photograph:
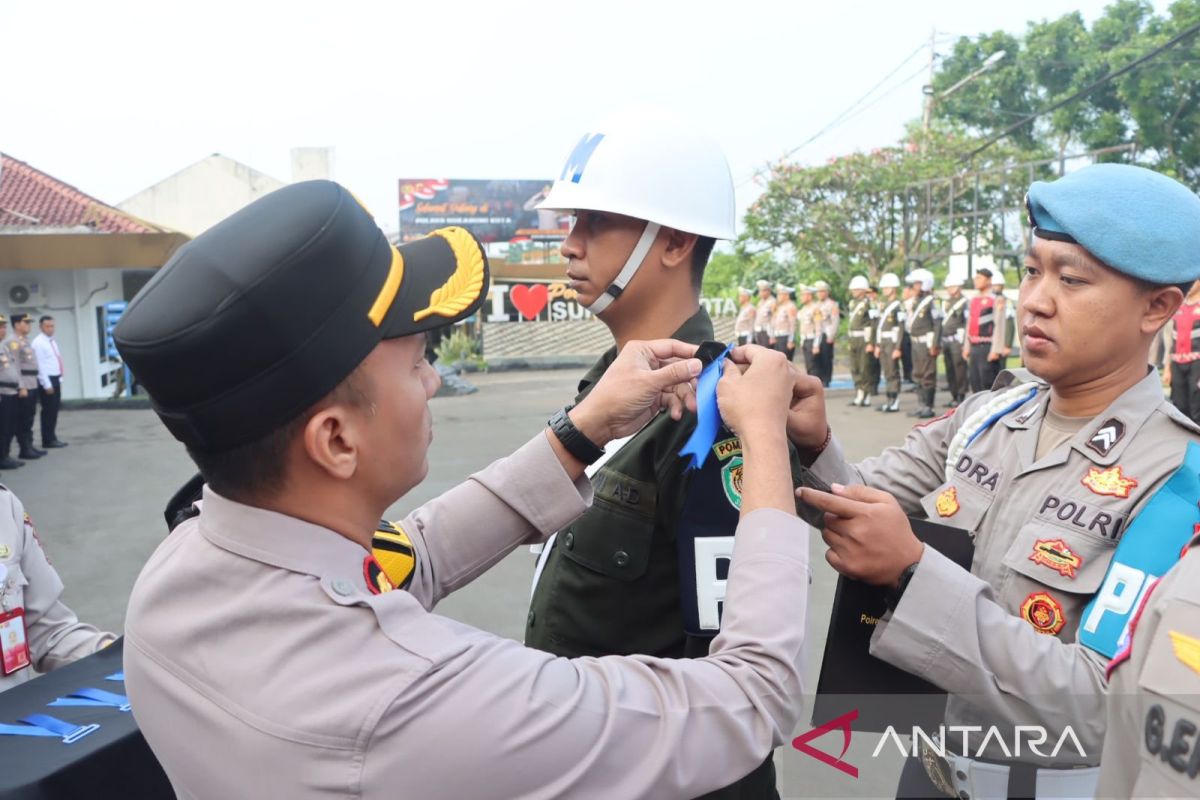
[[1082, 465, 1138, 498], [1087, 418, 1126, 457], [1169, 630, 1200, 677]]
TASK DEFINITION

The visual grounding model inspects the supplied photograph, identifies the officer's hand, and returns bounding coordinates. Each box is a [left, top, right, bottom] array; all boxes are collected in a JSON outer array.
[[731, 345, 827, 451], [787, 341, 795, 352], [18, 388, 26, 398], [717, 346, 793, 437], [930, 347, 940, 358], [798, 483, 924, 587], [45, 387, 54, 395], [768, 337, 776, 346], [570, 339, 701, 445], [988, 352, 1000, 362], [891, 349, 901, 360], [812, 345, 820, 355], [1163, 365, 1172, 386]]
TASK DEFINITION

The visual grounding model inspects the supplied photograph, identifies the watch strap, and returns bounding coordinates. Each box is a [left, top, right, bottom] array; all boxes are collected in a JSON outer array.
[[548, 406, 605, 465]]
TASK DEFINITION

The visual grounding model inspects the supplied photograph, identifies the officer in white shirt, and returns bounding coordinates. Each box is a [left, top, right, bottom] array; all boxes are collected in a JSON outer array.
[[31, 316, 65, 449]]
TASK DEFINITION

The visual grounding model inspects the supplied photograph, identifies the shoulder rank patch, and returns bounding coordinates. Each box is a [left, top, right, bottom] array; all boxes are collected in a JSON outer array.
[[0, 545, 9, 559], [1029, 538, 1083, 578], [1082, 465, 1138, 499], [1021, 591, 1066, 635], [1087, 418, 1126, 457], [1169, 630, 1200, 677], [722, 457, 744, 510], [935, 486, 959, 517], [370, 520, 416, 591]]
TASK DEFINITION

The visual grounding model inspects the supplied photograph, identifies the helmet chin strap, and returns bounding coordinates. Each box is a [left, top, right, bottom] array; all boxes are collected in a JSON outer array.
[[585, 222, 661, 315]]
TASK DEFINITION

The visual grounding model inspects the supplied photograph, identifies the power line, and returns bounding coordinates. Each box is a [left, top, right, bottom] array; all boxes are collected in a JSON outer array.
[[966, 21, 1200, 160], [736, 38, 931, 189]]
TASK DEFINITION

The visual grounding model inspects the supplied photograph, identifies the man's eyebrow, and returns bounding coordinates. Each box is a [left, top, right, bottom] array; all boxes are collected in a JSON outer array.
[[1056, 247, 1102, 273]]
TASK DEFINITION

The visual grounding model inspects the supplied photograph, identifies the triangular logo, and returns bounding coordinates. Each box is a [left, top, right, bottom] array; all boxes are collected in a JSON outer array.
[[791, 709, 859, 778]]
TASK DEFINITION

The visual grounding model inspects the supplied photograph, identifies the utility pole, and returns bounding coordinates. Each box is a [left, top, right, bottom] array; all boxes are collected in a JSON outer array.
[[921, 27, 937, 135]]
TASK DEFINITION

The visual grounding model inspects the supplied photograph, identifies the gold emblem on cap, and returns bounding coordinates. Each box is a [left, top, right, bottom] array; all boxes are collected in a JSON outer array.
[[368, 246, 406, 327], [413, 227, 485, 322]]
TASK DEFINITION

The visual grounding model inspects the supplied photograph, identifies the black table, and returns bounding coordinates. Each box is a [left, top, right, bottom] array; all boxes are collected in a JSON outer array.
[[0, 638, 173, 799]]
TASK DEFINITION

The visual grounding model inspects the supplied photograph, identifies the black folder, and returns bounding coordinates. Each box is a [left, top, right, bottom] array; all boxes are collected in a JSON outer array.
[[811, 516, 975, 733]]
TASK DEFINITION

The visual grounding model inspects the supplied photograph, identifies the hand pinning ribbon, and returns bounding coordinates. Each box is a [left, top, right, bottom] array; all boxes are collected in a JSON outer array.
[[678, 342, 734, 471]]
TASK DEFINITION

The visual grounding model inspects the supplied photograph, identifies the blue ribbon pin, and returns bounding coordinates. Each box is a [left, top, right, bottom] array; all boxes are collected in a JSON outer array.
[[678, 342, 734, 471]]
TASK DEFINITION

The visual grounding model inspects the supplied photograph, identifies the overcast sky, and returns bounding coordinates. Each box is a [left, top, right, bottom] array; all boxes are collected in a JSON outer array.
[[2, 0, 1125, 234]]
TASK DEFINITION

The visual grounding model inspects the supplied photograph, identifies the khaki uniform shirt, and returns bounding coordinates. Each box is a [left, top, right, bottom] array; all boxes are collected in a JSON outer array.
[[798, 303, 818, 342], [771, 299, 797, 342], [0, 347, 19, 397], [753, 296, 776, 333], [816, 298, 839, 341], [1098, 530, 1200, 797], [811, 368, 1200, 766], [734, 302, 756, 339], [12, 336, 37, 391], [942, 294, 969, 344], [124, 435, 811, 799], [0, 487, 115, 692]]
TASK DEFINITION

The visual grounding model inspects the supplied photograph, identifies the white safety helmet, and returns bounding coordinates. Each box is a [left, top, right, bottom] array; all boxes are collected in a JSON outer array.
[[905, 268, 934, 292], [848, 275, 869, 291], [991, 271, 1007, 287], [943, 274, 965, 288], [538, 107, 736, 313], [879, 273, 901, 289], [812, 280, 831, 292]]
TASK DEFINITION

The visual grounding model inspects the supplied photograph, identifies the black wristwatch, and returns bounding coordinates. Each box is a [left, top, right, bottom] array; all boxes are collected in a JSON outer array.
[[884, 562, 921, 612], [548, 405, 605, 465]]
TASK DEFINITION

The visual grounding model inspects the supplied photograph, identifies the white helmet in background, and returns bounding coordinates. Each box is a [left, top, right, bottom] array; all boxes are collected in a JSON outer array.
[[538, 107, 736, 313], [848, 275, 869, 291], [879, 273, 901, 289], [905, 268, 934, 292], [943, 274, 965, 288]]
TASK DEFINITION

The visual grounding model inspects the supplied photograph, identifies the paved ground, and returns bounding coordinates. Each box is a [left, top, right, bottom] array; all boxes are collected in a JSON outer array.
[[8, 369, 948, 799]]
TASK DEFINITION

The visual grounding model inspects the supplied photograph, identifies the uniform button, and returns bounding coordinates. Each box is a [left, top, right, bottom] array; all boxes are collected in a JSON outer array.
[[527, 610, 535, 627], [563, 532, 574, 550], [956, 771, 967, 781], [332, 580, 354, 596], [958, 792, 969, 800], [613, 550, 630, 568]]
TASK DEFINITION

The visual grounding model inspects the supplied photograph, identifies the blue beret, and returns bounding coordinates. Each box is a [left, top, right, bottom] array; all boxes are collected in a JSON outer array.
[[1026, 163, 1200, 284]]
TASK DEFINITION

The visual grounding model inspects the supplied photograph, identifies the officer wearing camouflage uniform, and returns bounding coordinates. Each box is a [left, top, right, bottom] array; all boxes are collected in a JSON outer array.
[[941, 275, 970, 407], [9, 314, 43, 461], [874, 273, 904, 412], [846, 275, 876, 407], [904, 268, 941, 419], [791, 164, 1200, 800]]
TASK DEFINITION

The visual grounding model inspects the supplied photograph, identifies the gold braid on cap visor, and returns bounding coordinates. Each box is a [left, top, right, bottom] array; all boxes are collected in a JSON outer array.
[[413, 227, 486, 322]]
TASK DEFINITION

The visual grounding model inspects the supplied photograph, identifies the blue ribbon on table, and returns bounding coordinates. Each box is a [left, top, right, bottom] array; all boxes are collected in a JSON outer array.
[[49, 687, 131, 711], [677, 343, 734, 471], [0, 714, 99, 743]]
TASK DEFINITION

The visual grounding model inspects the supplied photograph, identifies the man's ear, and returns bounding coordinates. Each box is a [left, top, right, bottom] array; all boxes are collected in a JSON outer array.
[[302, 405, 358, 480], [1144, 285, 1185, 336], [660, 227, 698, 271]]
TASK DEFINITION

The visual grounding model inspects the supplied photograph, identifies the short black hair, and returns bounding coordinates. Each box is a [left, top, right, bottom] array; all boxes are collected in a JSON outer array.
[[690, 236, 717, 288], [187, 370, 371, 502], [39, 315, 53, 324]]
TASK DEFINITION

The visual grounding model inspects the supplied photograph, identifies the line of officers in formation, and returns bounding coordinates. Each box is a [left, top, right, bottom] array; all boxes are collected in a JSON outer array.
[[734, 267, 1014, 418]]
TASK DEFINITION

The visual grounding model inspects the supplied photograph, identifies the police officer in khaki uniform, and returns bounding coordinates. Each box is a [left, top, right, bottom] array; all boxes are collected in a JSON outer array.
[[941, 274, 970, 407], [116, 179, 812, 800], [875, 272, 905, 412], [789, 164, 1200, 799], [8, 315, 43, 461], [0, 487, 114, 692], [846, 275, 876, 407], [904, 268, 941, 419], [1097, 528, 1200, 797], [814, 279, 839, 386], [769, 282, 797, 359], [733, 286, 756, 346], [797, 284, 819, 378], [753, 279, 775, 346], [0, 316, 24, 471]]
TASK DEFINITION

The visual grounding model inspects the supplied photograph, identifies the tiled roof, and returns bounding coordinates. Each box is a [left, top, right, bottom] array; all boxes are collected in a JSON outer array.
[[0, 153, 163, 233]]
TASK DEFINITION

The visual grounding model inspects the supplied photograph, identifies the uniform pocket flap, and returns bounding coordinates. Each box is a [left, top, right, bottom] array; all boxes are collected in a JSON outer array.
[[560, 505, 654, 582], [1003, 522, 1113, 594]]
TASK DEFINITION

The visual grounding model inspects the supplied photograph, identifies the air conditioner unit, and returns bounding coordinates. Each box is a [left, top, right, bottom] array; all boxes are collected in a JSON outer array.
[[6, 282, 46, 308]]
